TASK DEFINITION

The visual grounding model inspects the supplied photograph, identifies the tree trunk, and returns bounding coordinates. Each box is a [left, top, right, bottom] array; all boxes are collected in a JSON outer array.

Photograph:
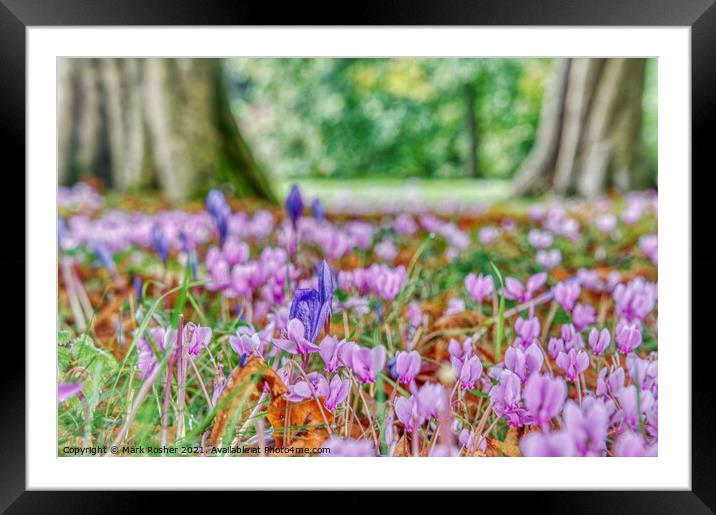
[[511, 58, 651, 197], [58, 58, 276, 203]]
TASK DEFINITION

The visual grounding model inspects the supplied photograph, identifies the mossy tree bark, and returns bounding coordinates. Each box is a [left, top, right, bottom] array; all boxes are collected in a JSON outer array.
[[511, 58, 651, 197], [58, 58, 276, 203]]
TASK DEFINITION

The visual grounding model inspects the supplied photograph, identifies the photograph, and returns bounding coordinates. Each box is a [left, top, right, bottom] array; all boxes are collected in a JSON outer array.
[[56, 57, 658, 458]]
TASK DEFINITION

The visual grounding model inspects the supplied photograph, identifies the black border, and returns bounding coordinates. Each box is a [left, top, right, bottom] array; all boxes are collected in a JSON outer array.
[[3, 1, 715, 512]]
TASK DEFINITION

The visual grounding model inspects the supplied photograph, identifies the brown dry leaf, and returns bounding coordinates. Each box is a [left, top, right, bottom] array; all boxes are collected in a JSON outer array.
[[207, 357, 288, 448], [266, 396, 334, 453], [475, 428, 522, 457], [392, 434, 412, 457]]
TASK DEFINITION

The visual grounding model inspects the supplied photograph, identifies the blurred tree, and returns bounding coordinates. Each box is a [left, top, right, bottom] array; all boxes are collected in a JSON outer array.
[[512, 58, 652, 197], [229, 58, 549, 180], [58, 58, 276, 202]]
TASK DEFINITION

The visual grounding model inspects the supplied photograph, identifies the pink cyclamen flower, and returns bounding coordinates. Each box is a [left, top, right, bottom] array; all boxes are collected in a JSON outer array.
[[454, 355, 483, 390], [588, 327, 611, 356], [464, 273, 494, 303], [556, 348, 589, 381], [514, 316, 540, 349], [548, 337, 565, 359], [489, 369, 525, 427], [406, 301, 422, 329], [184, 322, 212, 356], [322, 436, 376, 457], [318, 335, 342, 372], [520, 429, 577, 457], [479, 227, 498, 246], [415, 382, 448, 421], [572, 303, 596, 331], [596, 366, 625, 397], [350, 345, 386, 383], [394, 350, 421, 384], [639, 234, 658, 266], [504, 344, 544, 383], [553, 280, 581, 312], [394, 213, 418, 235], [272, 318, 319, 357], [523, 373, 567, 427], [448, 337, 474, 363], [503, 272, 547, 303], [614, 431, 657, 457], [394, 395, 419, 432], [229, 324, 273, 359], [528, 229, 553, 249], [562, 398, 609, 456], [595, 213, 617, 233], [58, 383, 83, 403], [324, 374, 351, 410], [615, 320, 642, 354], [137, 327, 175, 379], [536, 248, 562, 269]]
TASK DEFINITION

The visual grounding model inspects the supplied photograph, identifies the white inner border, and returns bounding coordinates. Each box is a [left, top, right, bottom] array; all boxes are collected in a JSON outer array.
[[28, 27, 690, 490]]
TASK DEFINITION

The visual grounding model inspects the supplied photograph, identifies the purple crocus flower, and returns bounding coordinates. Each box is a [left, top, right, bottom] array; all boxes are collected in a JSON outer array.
[[350, 345, 386, 384], [92, 242, 115, 271], [556, 348, 589, 382], [151, 224, 169, 263], [553, 280, 581, 312], [523, 373, 567, 427], [464, 273, 494, 303], [287, 284, 331, 345], [206, 189, 230, 245], [285, 184, 304, 228], [588, 327, 611, 356], [572, 303, 596, 331], [58, 383, 83, 403], [272, 318, 319, 356], [520, 430, 577, 457], [616, 320, 642, 354], [503, 272, 547, 303], [206, 189, 227, 219], [394, 350, 421, 384], [311, 197, 325, 221]]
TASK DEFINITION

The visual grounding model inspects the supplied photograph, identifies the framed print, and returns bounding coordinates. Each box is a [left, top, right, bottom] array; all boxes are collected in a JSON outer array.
[[2, 0, 715, 511]]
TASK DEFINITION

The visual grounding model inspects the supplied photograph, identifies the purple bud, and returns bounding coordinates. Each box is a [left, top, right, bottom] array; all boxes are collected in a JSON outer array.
[[285, 184, 304, 227]]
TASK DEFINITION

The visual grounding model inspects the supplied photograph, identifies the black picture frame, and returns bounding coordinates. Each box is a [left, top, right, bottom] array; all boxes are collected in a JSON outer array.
[[2, 0, 714, 512]]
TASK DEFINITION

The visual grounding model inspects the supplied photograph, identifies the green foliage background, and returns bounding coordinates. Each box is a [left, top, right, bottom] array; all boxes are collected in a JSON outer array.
[[227, 58, 657, 182]]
